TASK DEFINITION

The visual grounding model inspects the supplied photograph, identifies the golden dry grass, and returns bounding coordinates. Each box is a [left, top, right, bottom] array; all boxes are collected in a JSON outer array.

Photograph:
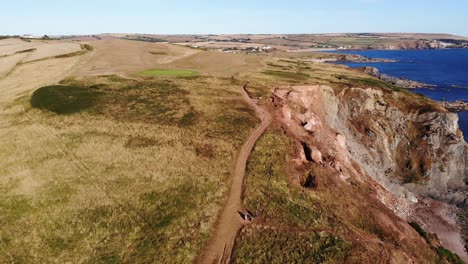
[[0, 66, 259, 262]]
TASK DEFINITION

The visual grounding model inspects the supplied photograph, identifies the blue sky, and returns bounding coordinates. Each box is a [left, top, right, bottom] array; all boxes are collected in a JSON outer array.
[[2, 0, 467, 36]]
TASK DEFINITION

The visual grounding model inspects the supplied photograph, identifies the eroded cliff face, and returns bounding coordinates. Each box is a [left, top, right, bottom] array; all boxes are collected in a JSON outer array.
[[333, 87, 467, 205], [271, 84, 468, 260], [276, 85, 467, 203]]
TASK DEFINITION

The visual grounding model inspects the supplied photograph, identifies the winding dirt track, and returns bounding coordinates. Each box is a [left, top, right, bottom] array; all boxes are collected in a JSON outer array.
[[200, 84, 272, 264]]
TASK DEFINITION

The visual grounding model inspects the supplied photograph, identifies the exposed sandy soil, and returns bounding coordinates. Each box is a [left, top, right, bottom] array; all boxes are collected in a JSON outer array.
[[0, 38, 25, 46], [200, 84, 272, 264], [0, 39, 45, 56], [0, 54, 83, 106], [72, 39, 199, 76], [0, 53, 29, 78], [22, 42, 82, 62], [0, 39, 84, 79], [70, 38, 268, 78], [0, 39, 80, 60]]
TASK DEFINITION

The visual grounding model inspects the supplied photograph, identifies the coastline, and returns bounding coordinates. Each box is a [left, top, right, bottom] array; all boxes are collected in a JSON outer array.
[[356, 66, 435, 89], [315, 49, 468, 112], [326, 49, 468, 259], [356, 66, 468, 112], [351, 66, 468, 112]]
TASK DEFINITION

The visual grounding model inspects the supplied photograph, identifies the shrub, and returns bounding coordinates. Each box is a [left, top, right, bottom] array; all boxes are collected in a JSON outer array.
[[31, 85, 101, 114], [436, 247, 464, 264], [409, 222, 430, 243], [82, 44, 94, 51]]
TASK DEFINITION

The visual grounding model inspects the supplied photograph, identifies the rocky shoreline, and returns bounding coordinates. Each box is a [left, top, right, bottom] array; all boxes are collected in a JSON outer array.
[[357, 66, 468, 112], [357, 66, 435, 89], [335, 54, 396, 63], [309, 54, 396, 64]]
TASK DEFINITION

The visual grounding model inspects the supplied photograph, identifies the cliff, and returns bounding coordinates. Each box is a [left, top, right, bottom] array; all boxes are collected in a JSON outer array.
[[333, 87, 467, 204], [271, 84, 468, 261]]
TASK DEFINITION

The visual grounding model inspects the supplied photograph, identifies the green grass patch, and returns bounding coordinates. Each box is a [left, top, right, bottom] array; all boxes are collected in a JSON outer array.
[[139, 69, 198, 77], [233, 229, 351, 264], [179, 108, 198, 127], [262, 70, 310, 81], [333, 75, 403, 92], [410, 222, 431, 244], [207, 103, 258, 144], [124, 136, 159, 149], [0, 195, 36, 225]]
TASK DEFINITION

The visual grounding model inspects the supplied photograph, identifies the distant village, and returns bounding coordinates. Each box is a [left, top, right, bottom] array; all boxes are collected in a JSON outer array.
[[220, 46, 273, 53]]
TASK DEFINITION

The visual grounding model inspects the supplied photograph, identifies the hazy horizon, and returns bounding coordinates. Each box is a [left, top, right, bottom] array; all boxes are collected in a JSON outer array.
[[2, 0, 467, 37], [13, 32, 468, 38]]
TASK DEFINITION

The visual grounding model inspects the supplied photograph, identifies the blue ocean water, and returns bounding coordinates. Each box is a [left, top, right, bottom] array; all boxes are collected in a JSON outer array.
[[330, 49, 468, 141]]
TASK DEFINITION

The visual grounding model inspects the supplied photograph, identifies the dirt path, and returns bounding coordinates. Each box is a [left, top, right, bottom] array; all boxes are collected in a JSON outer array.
[[200, 83, 272, 264]]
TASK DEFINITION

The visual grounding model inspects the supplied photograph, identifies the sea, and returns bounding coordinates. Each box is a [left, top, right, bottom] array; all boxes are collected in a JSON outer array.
[[329, 49, 468, 141]]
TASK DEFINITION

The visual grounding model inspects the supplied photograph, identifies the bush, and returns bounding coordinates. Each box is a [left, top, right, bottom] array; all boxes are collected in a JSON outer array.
[[409, 222, 430, 243], [436, 247, 464, 264], [82, 44, 94, 51], [31, 85, 101, 114]]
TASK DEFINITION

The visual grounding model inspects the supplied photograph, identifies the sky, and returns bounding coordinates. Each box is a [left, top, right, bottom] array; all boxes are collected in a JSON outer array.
[[2, 0, 467, 36]]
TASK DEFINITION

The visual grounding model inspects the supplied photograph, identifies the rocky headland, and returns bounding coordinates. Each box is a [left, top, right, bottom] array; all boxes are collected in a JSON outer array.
[[336, 54, 396, 63], [357, 66, 435, 89]]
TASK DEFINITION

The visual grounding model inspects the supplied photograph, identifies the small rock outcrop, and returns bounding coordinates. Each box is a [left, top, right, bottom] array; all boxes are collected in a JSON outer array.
[[442, 100, 468, 112], [301, 142, 323, 164]]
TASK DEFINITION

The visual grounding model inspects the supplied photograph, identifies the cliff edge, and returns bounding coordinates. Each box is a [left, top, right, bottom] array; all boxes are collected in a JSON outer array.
[[271, 84, 467, 261]]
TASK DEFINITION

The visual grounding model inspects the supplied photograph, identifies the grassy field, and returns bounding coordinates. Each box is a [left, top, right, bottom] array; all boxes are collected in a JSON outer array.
[[233, 229, 351, 264], [139, 69, 198, 77], [232, 131, 352, 262], [0, 74, 258, 263], [1, 38, 463, 263]]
